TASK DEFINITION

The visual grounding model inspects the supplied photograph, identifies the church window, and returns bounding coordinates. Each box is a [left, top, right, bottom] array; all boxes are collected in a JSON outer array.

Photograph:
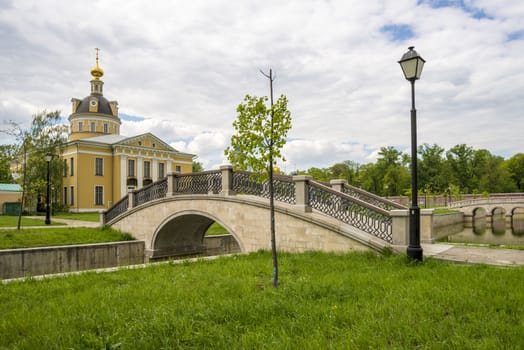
[[90, 122, 96, 132], [70, 186, 74, 205], [144, 161, 151, 178], [128, 159, 135, 177], [70, 158, 74, 176], [138, 141, 142, 146], [63, 159, 67, 177], [158, 163, 165, 179], [152, 143, 156, 148], [78, 122, 83, 132], [95, 158, 104, 176], [103, 123, 108, 133], [63, 187, 68, 205], [175, 165, 182, 173], [95, 186, 104, 206]]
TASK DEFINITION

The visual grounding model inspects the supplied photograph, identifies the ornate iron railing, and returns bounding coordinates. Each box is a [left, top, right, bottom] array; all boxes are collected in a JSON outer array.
[[342, 184, 406, 211], [174, 170, 222, 194], [309, 181, 392, 242], [232, 170, 296, 204], [103, 195, 129, 223], [134, 177, 168, 206]]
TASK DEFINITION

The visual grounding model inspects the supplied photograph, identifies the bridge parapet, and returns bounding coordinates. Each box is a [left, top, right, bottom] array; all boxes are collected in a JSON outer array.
[[449, 197, 524, 209]]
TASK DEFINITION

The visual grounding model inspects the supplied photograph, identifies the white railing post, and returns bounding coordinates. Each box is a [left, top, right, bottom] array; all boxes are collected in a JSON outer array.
[[167, 172, 176, 196], [128, 189, 135, 209], [390, 209, 409, 246], [330, 179, 347, 192], [293, 175, 312, 212], [420, 209, 435, 243], [220, 165, 235, 196]]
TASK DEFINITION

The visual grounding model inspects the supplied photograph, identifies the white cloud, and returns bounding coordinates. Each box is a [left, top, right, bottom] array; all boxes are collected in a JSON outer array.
[[0, 0, 523, 171]]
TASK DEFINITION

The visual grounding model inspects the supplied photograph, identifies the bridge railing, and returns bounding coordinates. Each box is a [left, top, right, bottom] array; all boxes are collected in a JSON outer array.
[[171, 170, 222, 194], [135, 177, 168, 206], [103, 194, 129, 224], [307, 180, 393, 243], [330, 179, 406, 211], [232, 170, 296, 204]]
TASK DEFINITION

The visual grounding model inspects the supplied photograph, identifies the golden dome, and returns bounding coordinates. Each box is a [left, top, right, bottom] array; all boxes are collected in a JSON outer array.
[[90, 48, 104, 80]]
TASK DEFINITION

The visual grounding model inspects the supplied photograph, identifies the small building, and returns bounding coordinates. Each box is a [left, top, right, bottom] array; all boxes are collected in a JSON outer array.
[[0, 183, 22, 215], [61, 51, 195, 212]]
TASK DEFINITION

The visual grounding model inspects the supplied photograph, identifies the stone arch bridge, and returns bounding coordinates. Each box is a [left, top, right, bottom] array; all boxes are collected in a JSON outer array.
[[448, 197, 524, 237], [104, 166, 413, 260]]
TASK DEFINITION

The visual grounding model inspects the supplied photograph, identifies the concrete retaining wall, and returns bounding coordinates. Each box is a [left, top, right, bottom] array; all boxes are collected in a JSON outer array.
[[432, 213, 464, 241], [0, 241, 145, 280], [203, 234, 241, 256], [0, 235, 241, 280]]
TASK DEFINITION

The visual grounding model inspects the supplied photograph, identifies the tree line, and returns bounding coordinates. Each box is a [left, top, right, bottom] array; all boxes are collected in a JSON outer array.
[[297, 144, 524, 197]]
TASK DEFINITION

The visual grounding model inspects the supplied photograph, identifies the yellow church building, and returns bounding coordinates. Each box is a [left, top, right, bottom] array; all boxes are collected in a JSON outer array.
[[61, 52, 195, 212]]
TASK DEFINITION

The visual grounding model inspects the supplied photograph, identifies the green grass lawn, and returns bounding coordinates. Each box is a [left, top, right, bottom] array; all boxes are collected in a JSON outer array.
[[205, 222, 228, 235], [0, 227, 134, 249], [0, 216, 65, 228], [52, 211, 101, 222], [0, 251, 523, 349]]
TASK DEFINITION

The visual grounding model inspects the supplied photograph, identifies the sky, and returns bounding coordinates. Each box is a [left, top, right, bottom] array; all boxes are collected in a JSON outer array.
[[1, 0, 523, 172]]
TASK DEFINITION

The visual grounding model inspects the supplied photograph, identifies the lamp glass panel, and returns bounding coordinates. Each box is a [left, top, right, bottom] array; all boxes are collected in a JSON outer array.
[[415, 59, 425, 79], [400, 58, 418, 80]]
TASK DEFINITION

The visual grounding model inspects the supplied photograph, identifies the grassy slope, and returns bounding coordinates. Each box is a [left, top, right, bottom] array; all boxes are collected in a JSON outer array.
[[0, 251, 523, 349], [52, 212, 101, 222], [0, 216, 64, 227], [0, 227, 134, 249]]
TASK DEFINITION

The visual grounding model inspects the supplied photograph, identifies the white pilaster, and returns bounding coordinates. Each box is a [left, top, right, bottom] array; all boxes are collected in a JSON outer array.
[[120, 154, 127, 197], [152, 159, 158, 180], [137, 156, 143, 189]]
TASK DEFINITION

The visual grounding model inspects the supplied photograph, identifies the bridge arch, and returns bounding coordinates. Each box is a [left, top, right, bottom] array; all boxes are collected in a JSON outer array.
[[512, 207, 524, 236], [151, 210, 244, 258], [491, 207, 506, 235], [472, 207, 487, 235]]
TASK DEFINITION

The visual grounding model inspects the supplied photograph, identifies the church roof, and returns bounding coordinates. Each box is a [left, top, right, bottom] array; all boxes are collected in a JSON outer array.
[[75, 95, 114, 116], [72, 133, 194, 158]]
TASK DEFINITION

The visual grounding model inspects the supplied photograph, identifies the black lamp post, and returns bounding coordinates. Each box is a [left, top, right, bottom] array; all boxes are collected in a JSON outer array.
[[45, 152, 53, 225], [398, 46, 425, 262]]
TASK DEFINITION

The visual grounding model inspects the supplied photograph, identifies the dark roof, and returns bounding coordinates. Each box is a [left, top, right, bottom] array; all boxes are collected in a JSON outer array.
[[76, 95, 114, 116]]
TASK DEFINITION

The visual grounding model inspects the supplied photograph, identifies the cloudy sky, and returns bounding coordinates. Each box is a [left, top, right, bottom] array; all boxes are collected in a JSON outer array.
[[1, 0, 523, 171]]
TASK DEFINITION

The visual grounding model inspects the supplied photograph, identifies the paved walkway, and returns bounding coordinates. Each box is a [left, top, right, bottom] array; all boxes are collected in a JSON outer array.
[[422, 243, 524, 267]]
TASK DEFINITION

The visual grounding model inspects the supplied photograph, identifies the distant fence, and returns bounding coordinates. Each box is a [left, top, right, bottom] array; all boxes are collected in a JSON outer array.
[[386, 193, 524, 207]]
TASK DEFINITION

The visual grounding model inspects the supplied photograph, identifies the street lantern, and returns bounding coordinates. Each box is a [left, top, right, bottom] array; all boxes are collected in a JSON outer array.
[[45, 152, 53, 225], [398, 46, 425, 262], [399, 46, 425, 81]]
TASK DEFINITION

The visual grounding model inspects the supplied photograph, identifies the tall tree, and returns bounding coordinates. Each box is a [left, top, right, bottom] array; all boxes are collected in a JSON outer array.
[[418, 143, 446, 193], [505, 153, 524, 191], [0, 144, 17, 183], [224, 75, 291, 287], [446, 144, 474, 193], [192, 161, 204, 172], [375, 147, 410, 196]]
